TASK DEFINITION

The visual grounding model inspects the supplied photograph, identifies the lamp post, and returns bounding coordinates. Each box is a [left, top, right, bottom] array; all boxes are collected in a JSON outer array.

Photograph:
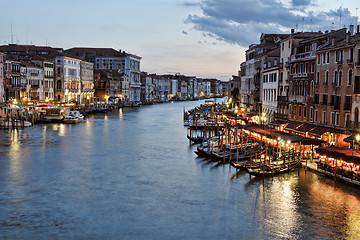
[[261, 112, 267, 129], [354, 134, 360, 155]]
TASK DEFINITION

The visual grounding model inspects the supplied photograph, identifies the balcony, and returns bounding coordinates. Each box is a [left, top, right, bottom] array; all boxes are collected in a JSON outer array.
[[274, 112, 288, 120], [277, 96, 288, 103], [346, 120, 360, 130], [289, 95, 308, 103]]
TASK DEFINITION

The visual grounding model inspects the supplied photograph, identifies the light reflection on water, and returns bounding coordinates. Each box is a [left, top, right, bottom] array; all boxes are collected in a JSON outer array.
[[0, 100, 360, 239]]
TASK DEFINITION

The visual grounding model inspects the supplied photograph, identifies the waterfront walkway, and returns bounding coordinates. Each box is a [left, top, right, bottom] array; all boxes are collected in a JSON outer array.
[[302, 161, 360, 188]]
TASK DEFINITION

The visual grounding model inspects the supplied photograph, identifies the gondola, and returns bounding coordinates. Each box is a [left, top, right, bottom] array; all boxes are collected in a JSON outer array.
[[246, 158, 300, 177]]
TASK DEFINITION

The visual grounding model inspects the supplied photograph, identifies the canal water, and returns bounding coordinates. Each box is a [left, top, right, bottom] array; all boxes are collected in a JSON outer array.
[[1, 100, 360, 239]]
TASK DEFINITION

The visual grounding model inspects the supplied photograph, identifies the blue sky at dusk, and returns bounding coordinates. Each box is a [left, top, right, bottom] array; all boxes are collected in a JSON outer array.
[[0, 0, 359, 80]]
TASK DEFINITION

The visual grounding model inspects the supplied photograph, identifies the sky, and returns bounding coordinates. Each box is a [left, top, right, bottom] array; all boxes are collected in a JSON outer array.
[[1, 0, 360, 81]]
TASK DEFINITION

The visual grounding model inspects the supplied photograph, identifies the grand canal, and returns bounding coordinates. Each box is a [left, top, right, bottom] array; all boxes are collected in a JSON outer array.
[[1, 99, 360, 239]]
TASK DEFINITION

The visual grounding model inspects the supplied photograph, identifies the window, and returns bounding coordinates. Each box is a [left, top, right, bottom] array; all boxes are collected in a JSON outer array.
[[299, 106, 302, 117], [334, 70, 338, 86], [325, 71, 329, 85], [310, 81, 314, 96], [322, 94, 328, 105], [338, 70, 342, 86], [310, 107, 314, 121], [330, 94, 335, 106], [314, 94, 319, 104], [331, 112, 335, 125], [304, 106, 307, 118], [348, 69, 353, 86], [326, 52, 330, 63], [322, 111, 327, 124], [316, 72, 320, 85], [345, 95, 352, 110], [315, 110, 318, 122], [336, 113, 340, 126]]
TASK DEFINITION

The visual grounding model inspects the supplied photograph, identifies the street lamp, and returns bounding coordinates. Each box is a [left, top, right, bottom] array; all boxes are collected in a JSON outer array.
[[261, 112, 267, 129]]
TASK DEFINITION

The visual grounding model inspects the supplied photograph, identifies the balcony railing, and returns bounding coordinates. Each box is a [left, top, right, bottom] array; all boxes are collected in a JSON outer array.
[[277, 96, 288, 102], [274, 112, 289, 120], [346, 120, 360, 130], [289, 95, 308, 103]]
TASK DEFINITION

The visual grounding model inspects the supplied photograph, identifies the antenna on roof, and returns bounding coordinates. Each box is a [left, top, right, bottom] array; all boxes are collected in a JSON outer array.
[[339, 6, 342, 28], [10, 22, 14, 44], [302, 18, 304, 32]]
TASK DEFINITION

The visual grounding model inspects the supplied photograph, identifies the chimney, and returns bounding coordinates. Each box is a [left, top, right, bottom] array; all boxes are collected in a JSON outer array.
[[349, 25, 354, 35], [346, 32, 351, 43], [291, 29, 295, 34]]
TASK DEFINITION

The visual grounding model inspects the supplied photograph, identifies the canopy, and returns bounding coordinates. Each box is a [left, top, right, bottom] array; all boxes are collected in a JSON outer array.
[[316, 146, 360, 163]]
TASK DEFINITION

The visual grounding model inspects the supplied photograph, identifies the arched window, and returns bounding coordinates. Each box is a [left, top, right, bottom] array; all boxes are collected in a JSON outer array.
[[310, 81, 314, 96], [325, 71, 329, 85], [299, 82, 303, 95], [334, 70, 338, 86], [338, 70, 342, 86], [294, 82, 298, 95], [304, 82, 308, 96], [316, 72, 320, 85], [348, 69, 353, 86]]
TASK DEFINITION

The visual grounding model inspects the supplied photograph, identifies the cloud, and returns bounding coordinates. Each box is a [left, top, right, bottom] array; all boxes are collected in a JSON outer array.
[[291, 0, 312, 7], [184, 0, 357, 47], [182, 1, 201, 7], [182, 30, 188, 35]]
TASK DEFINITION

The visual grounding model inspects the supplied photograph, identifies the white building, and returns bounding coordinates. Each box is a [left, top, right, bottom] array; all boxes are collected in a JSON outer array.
[[54, 56, 81, 103], [22, 62, 44, 102]]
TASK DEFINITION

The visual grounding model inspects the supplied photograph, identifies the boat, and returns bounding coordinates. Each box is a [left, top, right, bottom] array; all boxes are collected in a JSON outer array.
[[0, 119, 32, 128], [44, 107, 70, 122], [187, 134, 207, 144], [245, 156, 300, 177], [230, 160, 263, 171], [63, 111, 84, 124]]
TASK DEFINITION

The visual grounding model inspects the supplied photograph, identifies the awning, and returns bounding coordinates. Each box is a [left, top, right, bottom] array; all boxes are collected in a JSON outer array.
[[301, 137, 325, 145], [316, 146, 360, 163], [308, 126, 332, 137], [293, 123, 316, 134], [284, 121, 303, 131], [343, 135, 360, 143]]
